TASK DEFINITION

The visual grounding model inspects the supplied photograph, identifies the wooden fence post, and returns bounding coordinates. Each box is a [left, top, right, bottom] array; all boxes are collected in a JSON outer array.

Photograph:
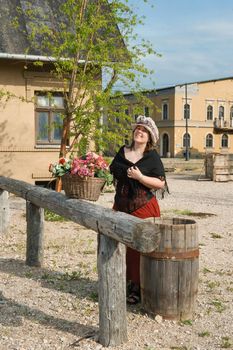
[[98, 233, 127, 347], [26, 201, 44, 267], [0, 189, 9, 234]]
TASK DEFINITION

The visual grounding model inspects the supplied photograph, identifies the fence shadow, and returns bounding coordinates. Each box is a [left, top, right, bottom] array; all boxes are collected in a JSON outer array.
[[0, 258, 98, 302], [0, 290, 97, 338]]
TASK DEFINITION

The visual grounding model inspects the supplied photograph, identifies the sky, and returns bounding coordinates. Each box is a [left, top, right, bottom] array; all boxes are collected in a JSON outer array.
[[125, 0, 233, 91]]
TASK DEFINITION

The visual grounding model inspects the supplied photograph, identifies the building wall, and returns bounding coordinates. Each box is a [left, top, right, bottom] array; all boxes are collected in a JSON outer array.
[[150, 90, 175, 157], [122, 79, 233, 158], [0, 61, 61, 184], [174, 79, 233, 157]]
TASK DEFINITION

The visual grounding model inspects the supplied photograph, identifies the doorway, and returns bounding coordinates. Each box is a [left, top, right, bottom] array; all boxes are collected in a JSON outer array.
[[162, 133, 169, 157]]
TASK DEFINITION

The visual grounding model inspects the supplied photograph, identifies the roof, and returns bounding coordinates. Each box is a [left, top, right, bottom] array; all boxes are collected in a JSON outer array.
[[122, 75, 233, 98], [0, 0, 126, 61]]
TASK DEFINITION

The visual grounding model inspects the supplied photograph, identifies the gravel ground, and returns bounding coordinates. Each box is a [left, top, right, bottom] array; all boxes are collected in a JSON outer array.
[[0, 172, 233, 350]]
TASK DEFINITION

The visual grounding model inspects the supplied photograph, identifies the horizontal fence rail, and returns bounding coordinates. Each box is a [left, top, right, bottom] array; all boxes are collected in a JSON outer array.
[[0, 176, 161, 347], [0, 176, 160, 253]]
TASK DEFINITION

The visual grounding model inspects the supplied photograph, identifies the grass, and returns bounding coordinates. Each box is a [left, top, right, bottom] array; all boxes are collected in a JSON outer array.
[[180, 319, 193, 326], [164, 209, 216, 218], [44, 209, 69, 222], [210, 232, 223, 239], [170, 209, 194, 216], [221, 337, 232, 348], [210, 299, 226, 313], [198, 331, 210, 337], [203, 267, 212, 274], [89, 291, 98, 302], [59, 271, 83, 281], [206, 281, 220, 290]]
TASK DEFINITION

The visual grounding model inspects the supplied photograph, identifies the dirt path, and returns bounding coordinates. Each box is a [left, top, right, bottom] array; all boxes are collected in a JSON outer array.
[[0, 173, 232, 350]]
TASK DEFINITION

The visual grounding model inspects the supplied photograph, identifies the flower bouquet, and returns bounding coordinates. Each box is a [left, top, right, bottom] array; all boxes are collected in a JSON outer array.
[[49, 157, 71, 177], [49, 153, 113, 201]]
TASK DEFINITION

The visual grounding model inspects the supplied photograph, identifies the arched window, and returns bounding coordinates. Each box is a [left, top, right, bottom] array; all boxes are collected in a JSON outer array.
[[230, 106, 233, 120], [162, 133, 169, 157], [219, 105, 224, 119], [207, 105, 213, 120], [115, 109, 120, 123], [144, 106, 149, 117], [230, 106, 233, 127], [184, 104, 190, 119], [221, 134, 228, 148], [162, 103, 168, 120], [183, 133, 191, 148], [206, 133, 213, 148]]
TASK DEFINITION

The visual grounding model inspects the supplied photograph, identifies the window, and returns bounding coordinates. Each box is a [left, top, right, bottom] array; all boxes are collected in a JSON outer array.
[[35, 92, 64, 145], [115, 109, 120, 124], [230, 106, 233, 126], [219, 105, 224, 119], [144, 106, 149, 117], [206, 133, 213, 148], [230, 106, 233, 120], [183, 133, 191, 148], [184, 104, 190, 119], [162, 103, 168, 120], [221, 134, 228, 148], [207, 105, 213, 120]]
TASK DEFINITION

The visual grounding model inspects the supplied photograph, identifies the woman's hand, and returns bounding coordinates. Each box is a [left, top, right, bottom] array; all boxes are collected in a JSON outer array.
[[127, 166, 165, 190], [127, 166, 143, 181]]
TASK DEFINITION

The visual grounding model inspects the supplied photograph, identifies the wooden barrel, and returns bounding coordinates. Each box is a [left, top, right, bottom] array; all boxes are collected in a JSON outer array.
[[140, 218, 199, 320]]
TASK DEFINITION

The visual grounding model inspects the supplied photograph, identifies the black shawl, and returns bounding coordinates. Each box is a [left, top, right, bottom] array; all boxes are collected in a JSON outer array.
[[110, 146, 167, 212]]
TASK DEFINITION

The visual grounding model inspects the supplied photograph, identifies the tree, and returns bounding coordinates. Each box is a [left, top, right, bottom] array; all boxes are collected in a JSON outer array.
[[13, 0, 157, 157]]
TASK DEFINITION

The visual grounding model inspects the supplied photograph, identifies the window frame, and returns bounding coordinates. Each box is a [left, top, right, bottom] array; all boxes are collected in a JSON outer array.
[[35, 92, 65, 146], [162, 102, 169, 120], [184, 103, 190, 120], [218, 105, 224, 120], [207, 105, 213, 121], [230, 106, 233, 120], [205, 133, 213, 148], [182, 132, 191, 148], [221, 134, 228, 148], [144, 106, 149, 117]]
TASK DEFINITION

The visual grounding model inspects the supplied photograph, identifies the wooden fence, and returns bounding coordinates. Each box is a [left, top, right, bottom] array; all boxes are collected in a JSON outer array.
[[0, 176, 161, 347]]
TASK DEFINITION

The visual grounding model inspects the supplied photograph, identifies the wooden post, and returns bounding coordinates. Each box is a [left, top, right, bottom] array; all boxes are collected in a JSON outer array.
[[98, 233, 127, 347], [0, 189, 9, 234], [26, 201, 44, 267]]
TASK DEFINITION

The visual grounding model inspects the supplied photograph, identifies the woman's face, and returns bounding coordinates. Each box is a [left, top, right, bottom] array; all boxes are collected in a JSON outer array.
[[133, 125, 150, 145]]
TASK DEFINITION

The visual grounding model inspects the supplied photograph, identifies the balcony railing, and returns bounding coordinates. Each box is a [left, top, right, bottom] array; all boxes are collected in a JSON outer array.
[[214, 118, 233, 130]]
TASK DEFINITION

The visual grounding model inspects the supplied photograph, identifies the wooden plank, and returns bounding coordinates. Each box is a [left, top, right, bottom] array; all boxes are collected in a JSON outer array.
[[26, 201, 44, 267], [0, 177, 160, 253], [214, 174, 229, 182], [0, 189, 10, 234], [98, 234, 127, 346]]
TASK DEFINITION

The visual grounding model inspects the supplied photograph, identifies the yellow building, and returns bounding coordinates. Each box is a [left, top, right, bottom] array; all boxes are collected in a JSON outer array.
[[0, 0, 124, 185], [124, 77, 233, 158]]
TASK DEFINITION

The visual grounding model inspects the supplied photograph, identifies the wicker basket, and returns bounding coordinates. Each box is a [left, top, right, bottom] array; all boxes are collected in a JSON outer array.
[[62, 173, 106, 201]]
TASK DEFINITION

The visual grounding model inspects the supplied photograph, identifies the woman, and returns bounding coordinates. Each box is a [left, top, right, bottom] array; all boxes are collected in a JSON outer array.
[[110, 115, 167, 304]]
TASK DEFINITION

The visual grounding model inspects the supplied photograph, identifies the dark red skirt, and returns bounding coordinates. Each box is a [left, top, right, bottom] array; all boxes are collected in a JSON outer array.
[[126, 196, 160, 285]]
